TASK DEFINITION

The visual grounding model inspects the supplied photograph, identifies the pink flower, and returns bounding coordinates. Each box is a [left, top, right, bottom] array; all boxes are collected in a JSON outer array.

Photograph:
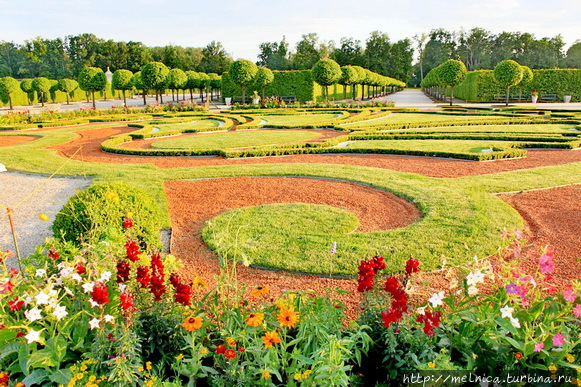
[[552, 333, 565, 347], [534, 342, 544, 352], [514, 229, 523, 239], [562, 286, 578, 303], [573, 304, 581, 319]]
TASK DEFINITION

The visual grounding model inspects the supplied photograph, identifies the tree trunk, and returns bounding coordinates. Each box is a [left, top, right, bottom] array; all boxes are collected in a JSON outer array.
[[8, 95, 13, 110], [190, 89, 193, 100], [241, 87, 246, 105], [505, 87, 510, 107], [66, 93, 70, 105], [160, 91, 164, 104], [450, 86, 454, 106], [200, 88, 204, 103], [142, 90, 146, 105], [91, 91, 96, 109], [122, 90, 127, 106]]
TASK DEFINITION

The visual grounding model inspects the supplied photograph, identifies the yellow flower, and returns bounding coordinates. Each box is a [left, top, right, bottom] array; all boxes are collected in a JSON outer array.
[[250, 285, 270, 298], [70, 366, 77, 371], [80, 365, 87, 371], [294, 373, 303, 381], [175, 354, 184, 360], [246, 312, 265, 327], [104, 190, 119, 202], [548, 364, 557, 373], [261, 370, 271, 379], [145, 381, 154, 387], [76, 373, 84, 380], [428, 362, 436, 368], [182, 316, 203, 331], [146, 361, 152, 371], [566, 354, 575, 363], [226, 336, 237, 347], [277, 306, 299, 328], [126, 211, 134, 218], [137, 366, 145, 373], [192, 276, 207, 289], [200, 347, 209, 355], [302, 370, 312, 378], [38, 213, 49, 221]]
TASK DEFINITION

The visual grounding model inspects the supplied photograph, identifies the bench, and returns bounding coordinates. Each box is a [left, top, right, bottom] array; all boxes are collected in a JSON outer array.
[[279, 96, 297, 103], [510, 94, 526, 101], [493, 94, 507, 101], [540, 94, 557, 102], [232, 96, 251, 104]]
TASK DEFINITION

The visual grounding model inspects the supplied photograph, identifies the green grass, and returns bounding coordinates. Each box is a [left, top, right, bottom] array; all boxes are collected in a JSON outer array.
[[0, 110, 579, 275], [385, 123, 578, 134], [339, 113, 511, 128], [150, 130, 322, 150], [344, 139, 516, 154], [153, 118, 223, 133], [203, 203, 359, 270], [260, 113, 340, 127]]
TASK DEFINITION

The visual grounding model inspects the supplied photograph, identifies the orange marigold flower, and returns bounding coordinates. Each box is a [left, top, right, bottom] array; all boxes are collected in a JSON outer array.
[[225, 337, 237, 347], [261, 370, 271, 379], [182, 316, 203, 331], [277, 306, 299, 328], [250, 285, 270, 298], [514, 352, 523, 359], [224, 349, 236, 359], [262, 330, 281, 348], [246, 312, 264, 327]]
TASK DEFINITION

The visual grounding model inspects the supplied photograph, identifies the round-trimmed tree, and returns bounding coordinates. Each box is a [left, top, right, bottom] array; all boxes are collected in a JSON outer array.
[[438, 59, 467, 106], [185, 71, 200, 101], [228, 59, 258, 104], [166, 68, 187, 102], [132, 71, 148, 106], [112, 69, 134, 106], [32, 77, 51, 107], [197, 72, 210, 103], [494, 60, 524, 106], [20, 79, 34, 105], [0, 76, 21, 110], [141, 61, 169, 103], [253, 67, 274, 99], [352, 66, 367, 100], [312, 58, 342, 101], [78, 67, 107, 108], [58, 78, 78, 105], [517, 65, 534, 98], [338, 65, 358, 100], [208, 73, 221, 101]]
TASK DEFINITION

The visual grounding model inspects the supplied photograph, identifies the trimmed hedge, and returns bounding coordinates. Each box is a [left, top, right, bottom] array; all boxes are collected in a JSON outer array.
[[453, 69, 581, 103], [53, 182, 162, 252]]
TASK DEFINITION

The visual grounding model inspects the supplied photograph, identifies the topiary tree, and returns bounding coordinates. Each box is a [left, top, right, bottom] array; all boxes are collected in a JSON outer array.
[[494, 60, 524, 106], [185, 71, 200, 101], [132, 71, 148, 106], [438, 59, 467, 106], [78, 67, 107, 108], [517, 65, 534, 98], [208, 73, 221, 101], [228, 59, 258, 104], [112, 69, 134, 106], [312, 58, 342, 101], [20, 79, 34, 105], [352, 66, 367, 100], [58, 78, 79, 105], [253, 67, 274, 99], [166, 68, 187, 102], [32, 77, 51, 107], [49, 80, 60, 103], [338, 65, 358, 100], [0, 76, 21, 110], [141, 61, 169, 103], [197, 72, 210, 103]]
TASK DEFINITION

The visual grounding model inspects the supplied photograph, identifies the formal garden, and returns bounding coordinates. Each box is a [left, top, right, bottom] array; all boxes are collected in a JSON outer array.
[[0, 56, 580, 386]]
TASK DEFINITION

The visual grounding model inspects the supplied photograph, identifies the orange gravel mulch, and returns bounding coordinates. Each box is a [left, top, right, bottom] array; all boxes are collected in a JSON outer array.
[[0, 136, 38, 147], [165, 177, 421, 319], [47, 125, 581, 178]]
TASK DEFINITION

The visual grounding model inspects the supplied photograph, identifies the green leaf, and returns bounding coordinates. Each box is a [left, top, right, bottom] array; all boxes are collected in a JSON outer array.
[[0, 342, 21, 361], [49, 368, 73, 384], [28, 350, 57, 369], [21, 369, 51, 385]]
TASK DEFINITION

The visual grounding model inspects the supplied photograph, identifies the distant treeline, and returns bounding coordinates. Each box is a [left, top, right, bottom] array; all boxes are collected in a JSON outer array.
[[1, 28, 579, 86]]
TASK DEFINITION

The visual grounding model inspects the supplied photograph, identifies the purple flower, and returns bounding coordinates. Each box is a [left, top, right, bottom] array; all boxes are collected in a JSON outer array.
[[505, 283, 518, 294], [330, 241, 337, 255], [552, 333, 565, 347], [562, 286, 578, 303]]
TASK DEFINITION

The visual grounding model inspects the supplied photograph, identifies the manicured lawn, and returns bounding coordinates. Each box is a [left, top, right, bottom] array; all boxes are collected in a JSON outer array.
[[340, 112, 511, 129], [150, 130, 322, 150], [344, 139, 517, 154], [153, 118, 223, 133], [260, 113, 340, 127], [385, 123, 577, 134]]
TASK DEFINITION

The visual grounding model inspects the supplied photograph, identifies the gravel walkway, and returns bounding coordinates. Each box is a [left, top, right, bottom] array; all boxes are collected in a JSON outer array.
[[0, 171, 91, 266]]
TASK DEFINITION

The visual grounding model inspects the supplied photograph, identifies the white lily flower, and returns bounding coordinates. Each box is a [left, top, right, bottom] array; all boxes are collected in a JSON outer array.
[[82, 282, 95, 293], [500, 305, 514, 319], [34, 291, 51, 305], [25, 328, 42, 344], [52, 305, 68, 321], [103, 315, 115, 323], [89, 318, 101, 330], [71, 273, 82, 282], [509, 316, 521, 329], [467, 285, 479, 295], [35, 269, 46, 278], [25, 307, 42, 322], [429, 291, 445, 308], [99, 271, 112, 282]]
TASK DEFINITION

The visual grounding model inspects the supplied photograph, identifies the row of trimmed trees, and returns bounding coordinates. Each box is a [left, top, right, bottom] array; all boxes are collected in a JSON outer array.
[[0, 63, 221, 110], [421, 59, 533, 106], [227, 58, 405, 103]]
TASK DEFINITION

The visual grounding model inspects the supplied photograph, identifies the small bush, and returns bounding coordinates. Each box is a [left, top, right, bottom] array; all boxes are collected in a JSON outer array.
[[52, 182, 162, 251]]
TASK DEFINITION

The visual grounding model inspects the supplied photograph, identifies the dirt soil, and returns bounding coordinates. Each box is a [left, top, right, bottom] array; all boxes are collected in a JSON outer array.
[[44, 125, 581, 178], [0, 136, 39, 147]]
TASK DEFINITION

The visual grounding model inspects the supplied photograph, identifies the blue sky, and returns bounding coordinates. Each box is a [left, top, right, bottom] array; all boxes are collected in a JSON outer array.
[[1, 0, 579, 61]]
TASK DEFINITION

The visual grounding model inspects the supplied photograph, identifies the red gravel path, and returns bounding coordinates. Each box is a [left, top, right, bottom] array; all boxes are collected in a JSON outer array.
[[0, 136, 38, 147]]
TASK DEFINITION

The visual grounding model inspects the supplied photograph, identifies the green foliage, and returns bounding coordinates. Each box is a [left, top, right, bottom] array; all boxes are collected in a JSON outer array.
[[519, 65, 534, 87], [166, 68, 187, 90], [52, 182, 162, 252], [31, 77, 51, 105], [0, 76, 20, 108], [439, 59, 467, 86], [228, 59, 258, 87], [112, 69, 134, 91], [77, 67, 107, 92], [494, 60, 524, 88], [253, 67, 274, 98], [141, 61, 169, 92], [57, 78, 78, 94], [312, 58, 342, 87]]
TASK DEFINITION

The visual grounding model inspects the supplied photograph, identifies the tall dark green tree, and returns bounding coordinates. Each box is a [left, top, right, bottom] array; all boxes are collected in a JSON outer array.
[[563, 40, 581, 68], [293, 33, 321, 70], [423, 29, 457, 75], [200, 41, 232, 74], [332, 37, 364, 66], [364, 31, 391, 75], [387, 39, 414, 83], [457, 28, 493, 70], [257, 37, 293, 70]]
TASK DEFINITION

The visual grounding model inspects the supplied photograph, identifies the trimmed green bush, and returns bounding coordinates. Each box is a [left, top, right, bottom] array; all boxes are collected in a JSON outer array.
[[494, 60, 524, 106], [78, 67, 107, 108], [312, 58, 342, 101], [112, 69, 134, 106], [141, 61, 169, 103], [53, 182, 162, 252], [228, 59, 258, 104], [0, 76, 20, 109]]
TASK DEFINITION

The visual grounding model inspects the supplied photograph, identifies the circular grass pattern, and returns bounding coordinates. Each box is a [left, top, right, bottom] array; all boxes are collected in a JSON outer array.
[[202, 203, 359, 270], [151, 130, 322, 150]]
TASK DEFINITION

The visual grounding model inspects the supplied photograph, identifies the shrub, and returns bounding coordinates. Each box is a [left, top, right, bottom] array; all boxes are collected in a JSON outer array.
[[52, 182, 162, 252]]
